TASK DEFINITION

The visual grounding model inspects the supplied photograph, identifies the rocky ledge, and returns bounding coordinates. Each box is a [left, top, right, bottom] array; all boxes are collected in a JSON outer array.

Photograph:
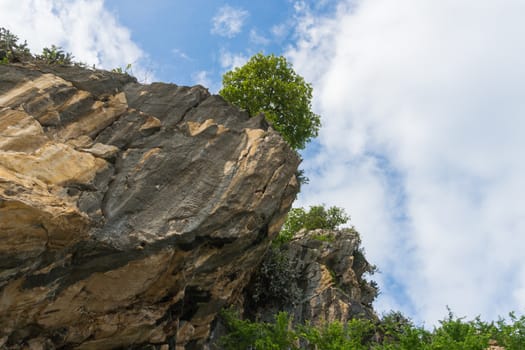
[[0, 63, 299, 349], [245, 228, 378, 325]]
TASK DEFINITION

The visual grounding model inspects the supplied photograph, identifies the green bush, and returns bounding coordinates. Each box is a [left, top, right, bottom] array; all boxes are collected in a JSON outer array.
[[37, 45, 74, 65], [0, 27, 31, 63], [300, 319, 376, 350], [219, 53, 321, 150], [495, 312, 525, 349], [0, 28, 76, 66], [112, 63, 133, 75], [247, 246, 300, 309], [276, 205, 350, 245], [220, 309, 525, 350], [220, 309, 299, 350]]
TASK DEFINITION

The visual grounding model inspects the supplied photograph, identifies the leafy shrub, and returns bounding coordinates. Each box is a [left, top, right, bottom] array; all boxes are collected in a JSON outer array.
[[247, 246, 301, 309], [0, 27, 31, 63], [37, 45, 74, 65], [112, 63, 133, 75], [219, 53, 321, 150], [494, 312, 525, 349], [276, 205, 350, 245], [300, 319, 376, 350], [219, 309, 299, 350], [220, 309, 525, 350], [0, 28, 76, 66]]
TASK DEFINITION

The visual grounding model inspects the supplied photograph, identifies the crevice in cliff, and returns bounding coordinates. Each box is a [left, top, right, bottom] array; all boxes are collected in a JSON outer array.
[[21, 241, 132, 292], [155, 286, 212, 340], [5, 324, 46, 348], [87, 108, 129, 143], [172, 98, 210, 129], [175, 234, 236, 252], [249, 223, 269, 249]]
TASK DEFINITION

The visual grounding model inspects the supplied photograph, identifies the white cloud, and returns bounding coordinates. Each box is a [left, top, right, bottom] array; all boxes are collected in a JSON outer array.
[[271, 23, 288, 40], [0, 0, 153, 81], [172, 48, 191, 61], [211, 5, 249, 38], [249, 29, 270, 45], [219, 49, 249, 71], [191, 70, 221, 93], [289, 0, 525, 324], [192, 70, 211, 87]]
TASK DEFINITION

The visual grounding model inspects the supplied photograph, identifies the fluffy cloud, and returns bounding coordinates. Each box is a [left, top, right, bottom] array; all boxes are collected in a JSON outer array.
[[249, 29, 270, 46], [219, 49, 249, 71], [211, 5, 249, 38], [192, 70, 215, 91], [0, 0, 151, 81], [172, 48, 191, 61], [289, 0, 525, 324], [271, 23, 288, 40]]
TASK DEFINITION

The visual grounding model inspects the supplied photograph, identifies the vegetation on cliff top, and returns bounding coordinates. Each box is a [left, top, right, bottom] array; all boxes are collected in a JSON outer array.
[[1, 27, 74, 65], [219, 53, 321, 150], [244, 204, 373, 325], [1, 27, 130, 71], [275, 204, 350, 245]]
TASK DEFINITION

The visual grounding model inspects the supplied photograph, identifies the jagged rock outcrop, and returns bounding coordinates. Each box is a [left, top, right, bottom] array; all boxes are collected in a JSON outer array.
[[244, 229, 378, 325], [0, 63, 300, 349]]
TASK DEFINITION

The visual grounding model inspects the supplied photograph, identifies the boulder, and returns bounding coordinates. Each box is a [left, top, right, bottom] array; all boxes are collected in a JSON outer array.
[[0, 63, 299, 349]]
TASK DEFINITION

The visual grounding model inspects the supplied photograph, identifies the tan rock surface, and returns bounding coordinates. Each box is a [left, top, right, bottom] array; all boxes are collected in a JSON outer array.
[[0, 63, 299, 349]]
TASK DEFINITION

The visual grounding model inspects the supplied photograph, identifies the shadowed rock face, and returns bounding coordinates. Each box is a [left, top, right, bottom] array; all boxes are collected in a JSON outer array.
[[0, 63, 299, 349], [245, 229, 378, 326]]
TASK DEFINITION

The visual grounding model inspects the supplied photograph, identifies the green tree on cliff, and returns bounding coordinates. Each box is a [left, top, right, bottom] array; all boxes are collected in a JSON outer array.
[[276, 204, 350, 244], [219, 53, 321, 150]]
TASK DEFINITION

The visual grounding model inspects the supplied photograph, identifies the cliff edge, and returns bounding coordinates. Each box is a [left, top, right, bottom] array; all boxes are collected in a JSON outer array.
[[0, 63, 299, 349]]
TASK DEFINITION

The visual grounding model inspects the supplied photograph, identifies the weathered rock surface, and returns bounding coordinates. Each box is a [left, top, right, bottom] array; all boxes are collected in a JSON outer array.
[[245, 229, 378, 325], [0, 63, 300, 349]]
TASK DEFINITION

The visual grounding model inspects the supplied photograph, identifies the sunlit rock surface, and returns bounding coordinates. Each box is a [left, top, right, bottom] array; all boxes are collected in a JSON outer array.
[[0, 63, 299, 349]]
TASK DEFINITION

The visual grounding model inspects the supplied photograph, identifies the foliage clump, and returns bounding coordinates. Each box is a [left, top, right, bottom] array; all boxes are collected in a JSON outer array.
[[220, 310, 299, 350], [0, 27, 31, 63], [219, 52, 321, 150], [246, 246, 301, 310], [111, 63, 133, 75], [37, 44, 74, 65], [220, 308, 525, 350], [0, 27, 75, 66], [276, 204, 350, 245]]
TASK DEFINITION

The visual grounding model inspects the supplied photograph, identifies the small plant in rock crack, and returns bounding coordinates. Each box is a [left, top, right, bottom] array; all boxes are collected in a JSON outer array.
[[112, 63, 133, 75]]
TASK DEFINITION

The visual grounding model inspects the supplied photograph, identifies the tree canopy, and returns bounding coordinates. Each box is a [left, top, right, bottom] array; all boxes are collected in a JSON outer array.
[[219, 53, 321, 150], [276, 204, 350, 244], [220, 309, 525, 350]]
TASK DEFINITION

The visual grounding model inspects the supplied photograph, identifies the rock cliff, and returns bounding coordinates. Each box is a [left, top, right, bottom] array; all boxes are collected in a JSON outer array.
[[244, 228, 377, 325], [0, 63, 300, 349]]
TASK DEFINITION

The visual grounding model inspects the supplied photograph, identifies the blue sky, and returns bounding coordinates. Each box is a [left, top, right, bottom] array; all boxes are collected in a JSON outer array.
[[103, 0, 335, 90], [2, 0, 525, 326]]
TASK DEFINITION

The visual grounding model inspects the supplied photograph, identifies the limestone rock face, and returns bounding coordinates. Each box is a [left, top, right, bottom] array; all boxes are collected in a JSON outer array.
[[246, 229, 378, 326], [0, 63, 299, 349]]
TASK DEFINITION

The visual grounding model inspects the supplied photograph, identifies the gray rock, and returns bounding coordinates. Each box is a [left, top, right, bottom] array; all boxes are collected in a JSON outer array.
[[0, 62, 299, 349], [245, 228, 378, 325]]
